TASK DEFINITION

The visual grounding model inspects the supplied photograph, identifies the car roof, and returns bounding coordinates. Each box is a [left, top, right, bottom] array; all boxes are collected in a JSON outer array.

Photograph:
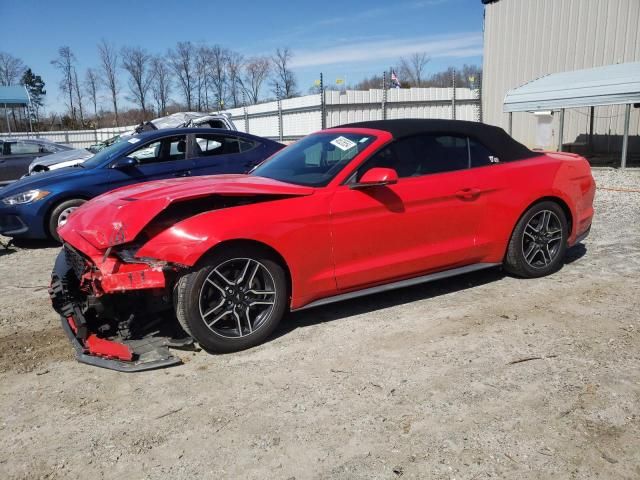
[[131, 127, 270, 142], [0, 137, 60, 144], [332, 119, 537, 162]]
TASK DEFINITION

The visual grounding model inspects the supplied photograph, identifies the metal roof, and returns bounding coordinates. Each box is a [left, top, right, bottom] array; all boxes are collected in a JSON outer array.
[[0, 85, 30, 106], [503, 62, 640, 112]]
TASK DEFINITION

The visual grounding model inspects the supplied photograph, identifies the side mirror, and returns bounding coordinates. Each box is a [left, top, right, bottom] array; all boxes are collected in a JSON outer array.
[[351, 167, 399, 189], [111, 156, 138, 169]]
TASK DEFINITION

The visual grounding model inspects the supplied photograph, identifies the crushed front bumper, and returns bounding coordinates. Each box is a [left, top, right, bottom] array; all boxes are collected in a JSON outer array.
[[50, 247, 191, 372]]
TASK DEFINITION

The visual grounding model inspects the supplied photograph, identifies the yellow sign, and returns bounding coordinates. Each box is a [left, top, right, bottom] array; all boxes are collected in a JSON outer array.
[[336, 78, 344, 85], [313, 79, 321, 86]]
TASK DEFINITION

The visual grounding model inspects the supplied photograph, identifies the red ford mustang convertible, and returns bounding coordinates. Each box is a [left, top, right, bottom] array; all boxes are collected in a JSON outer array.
[[50, 120, 595, 370]]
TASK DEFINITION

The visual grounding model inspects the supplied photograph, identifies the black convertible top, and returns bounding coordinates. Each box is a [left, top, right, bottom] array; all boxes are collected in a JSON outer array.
[[333, 119, 538, 162]]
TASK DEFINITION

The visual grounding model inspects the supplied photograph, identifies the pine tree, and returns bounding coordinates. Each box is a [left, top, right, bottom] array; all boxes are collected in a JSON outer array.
[[21, 68, 46, 124]]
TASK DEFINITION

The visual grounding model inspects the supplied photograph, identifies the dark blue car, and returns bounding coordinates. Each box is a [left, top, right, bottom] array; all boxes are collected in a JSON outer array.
[[0, 128, 283, 241]]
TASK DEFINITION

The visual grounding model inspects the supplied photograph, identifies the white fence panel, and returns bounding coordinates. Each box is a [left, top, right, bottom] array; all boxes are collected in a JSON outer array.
[[4, 87, 481, 145]]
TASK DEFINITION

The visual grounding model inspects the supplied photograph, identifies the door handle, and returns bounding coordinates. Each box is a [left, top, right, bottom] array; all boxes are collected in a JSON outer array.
[[455, 188, 480, 200], [174, 171, 191, 177]]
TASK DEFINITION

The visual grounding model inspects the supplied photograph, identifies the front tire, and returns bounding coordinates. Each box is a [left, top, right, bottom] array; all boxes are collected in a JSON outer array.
[[48, 199, 86, 242], [174, 246, 288, 353], [504, 201, 568, 278]]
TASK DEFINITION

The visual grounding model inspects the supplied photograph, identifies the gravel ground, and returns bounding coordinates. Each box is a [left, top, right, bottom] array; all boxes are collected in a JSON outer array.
[[0, 169, 639, 480]]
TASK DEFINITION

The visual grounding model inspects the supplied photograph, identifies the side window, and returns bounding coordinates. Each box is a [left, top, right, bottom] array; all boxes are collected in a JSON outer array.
[[167, 137, 187, 160], [239, 138, 258, 153], [356, 134, 475, 181], [355, 144, 400, 180], [194, 135, 252, 158], [8, 141, 41, 155], [129, 141, 161, 162], [195, 136, 223, 156], [128, 135, 186, 164], [425, 135, 469, 173], [469, 138, 496, 168]]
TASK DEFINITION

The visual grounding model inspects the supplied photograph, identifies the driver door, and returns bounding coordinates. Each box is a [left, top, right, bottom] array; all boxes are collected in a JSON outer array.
[[330, 134, 485, 291], [103, 135, 193, 191]]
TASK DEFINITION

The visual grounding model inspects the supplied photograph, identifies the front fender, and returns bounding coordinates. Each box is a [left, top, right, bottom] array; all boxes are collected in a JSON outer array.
[[134, 194, 338, 309]]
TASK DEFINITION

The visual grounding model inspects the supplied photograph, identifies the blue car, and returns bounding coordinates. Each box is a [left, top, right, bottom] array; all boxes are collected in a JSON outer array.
[[0, 128, 283, 241]]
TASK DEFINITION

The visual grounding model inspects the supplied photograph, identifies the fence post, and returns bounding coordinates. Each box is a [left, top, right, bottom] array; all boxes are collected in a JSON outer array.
[[65, 130, 69, 145], [277, 85, 283, 142], [320, 73, 326, 130], [478, 72, 483, 123], [451, 69, 456, 120], [242, 91, 249, 134], [382, 71, 387, 120]]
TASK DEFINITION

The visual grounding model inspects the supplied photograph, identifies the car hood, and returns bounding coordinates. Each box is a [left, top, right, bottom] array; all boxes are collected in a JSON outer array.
[[0, 165, 90, 197], [59, 174, 315, 249], [29, 148, 93, 170]]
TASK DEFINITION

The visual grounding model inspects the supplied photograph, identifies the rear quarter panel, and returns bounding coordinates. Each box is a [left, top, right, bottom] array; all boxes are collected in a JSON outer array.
[[476, 153, 594, 263]]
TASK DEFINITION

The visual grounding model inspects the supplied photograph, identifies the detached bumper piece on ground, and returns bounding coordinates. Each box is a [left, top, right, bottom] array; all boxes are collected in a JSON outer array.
[[49, 247, 193, 372]]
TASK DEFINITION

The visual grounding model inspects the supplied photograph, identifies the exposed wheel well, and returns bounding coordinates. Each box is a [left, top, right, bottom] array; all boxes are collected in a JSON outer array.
[[507, 196, 573, 250], [532, 196, 573, 236], [197, 239, 292, 298]]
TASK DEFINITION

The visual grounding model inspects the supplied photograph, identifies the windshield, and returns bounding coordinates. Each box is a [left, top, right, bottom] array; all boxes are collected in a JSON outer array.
[[82, 137, 136, 168], [251, 132, 375, 187]]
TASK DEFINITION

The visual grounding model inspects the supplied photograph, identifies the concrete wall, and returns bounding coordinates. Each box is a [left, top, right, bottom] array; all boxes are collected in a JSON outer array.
[[482, 0, 640, 153]]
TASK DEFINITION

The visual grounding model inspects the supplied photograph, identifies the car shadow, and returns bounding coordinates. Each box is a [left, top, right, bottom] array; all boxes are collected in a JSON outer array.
[[564, 243, 587, 264], [271, 243, 589, 341], [272, 266, 506, 341], [10, 238, 60, 249]]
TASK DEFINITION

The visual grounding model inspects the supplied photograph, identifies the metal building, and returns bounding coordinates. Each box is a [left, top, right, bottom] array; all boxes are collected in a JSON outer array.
[[481, 0, 640, 162]]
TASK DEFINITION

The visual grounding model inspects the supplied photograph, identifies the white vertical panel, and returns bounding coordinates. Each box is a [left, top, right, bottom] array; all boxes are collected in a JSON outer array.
[[483, 0, 640, 150]]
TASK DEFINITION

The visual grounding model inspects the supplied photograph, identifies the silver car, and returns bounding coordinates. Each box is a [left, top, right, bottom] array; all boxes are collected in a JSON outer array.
[[0, 138, 72, 185]]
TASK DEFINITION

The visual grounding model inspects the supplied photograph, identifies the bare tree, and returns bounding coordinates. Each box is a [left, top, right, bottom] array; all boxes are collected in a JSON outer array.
[[84, 68, 100, 118], [0, 52, 25, 86], [240, 56, 270, 104], [73, 68, 85, 125], [151, 57, 171, 115], [226, 51, 244, 108], [194, 45, 210, 110], [270, 47, 298, 99], [398, 52, 430, 87], [168, 41, 196, 110], [121, 46, 154, 120], [354, 74, 385, 90], [208, 45, 229, 110], [50, 46, 77, 122], [98, 39, 120, 126]]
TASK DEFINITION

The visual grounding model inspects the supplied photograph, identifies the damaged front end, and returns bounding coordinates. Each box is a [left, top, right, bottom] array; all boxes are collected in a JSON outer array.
[[50, 243, 193, 372]]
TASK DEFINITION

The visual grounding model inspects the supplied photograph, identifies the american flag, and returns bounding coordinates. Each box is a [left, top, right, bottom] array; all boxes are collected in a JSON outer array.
[[391, 70, 401, 88]]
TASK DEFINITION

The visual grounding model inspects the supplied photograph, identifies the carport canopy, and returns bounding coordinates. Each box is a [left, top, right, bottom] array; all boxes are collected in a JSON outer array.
[[0, 86, 30, 107], [0, 85, 32, 134], [503, 62, 640, 168]]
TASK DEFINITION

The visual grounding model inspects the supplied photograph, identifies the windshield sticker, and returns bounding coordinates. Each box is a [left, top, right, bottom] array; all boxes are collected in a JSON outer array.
[[127, 138, 140, 144], [330, 136, 357, 151]]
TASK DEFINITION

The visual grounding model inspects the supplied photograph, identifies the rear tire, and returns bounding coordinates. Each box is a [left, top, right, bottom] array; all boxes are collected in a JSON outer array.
[[47, 199, 86, 242], [504, 201, 568, 278], [174, 245, 288, 353]]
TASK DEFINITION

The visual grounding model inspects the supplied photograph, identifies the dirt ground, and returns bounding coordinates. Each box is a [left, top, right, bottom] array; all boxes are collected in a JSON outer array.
[[0, 169, 638, 480]]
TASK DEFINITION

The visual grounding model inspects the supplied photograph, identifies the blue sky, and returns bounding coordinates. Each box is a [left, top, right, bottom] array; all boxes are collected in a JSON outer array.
[[0, 0, 485, 113]]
